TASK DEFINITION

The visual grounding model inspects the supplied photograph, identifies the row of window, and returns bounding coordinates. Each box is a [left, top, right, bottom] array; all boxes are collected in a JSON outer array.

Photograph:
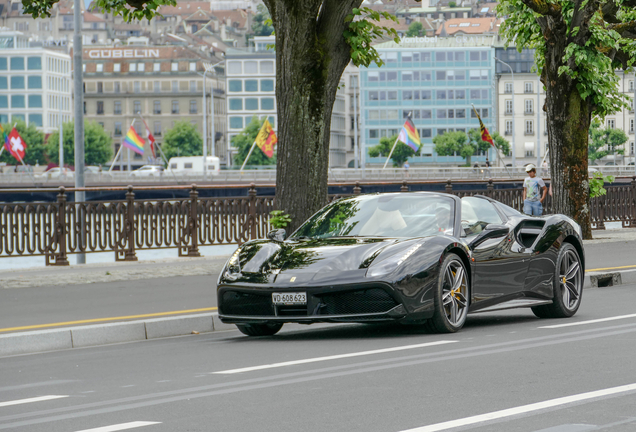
[[92, 80, 204, 94], [369, 127, 473, 140], [368, 89, 490, 102], [0, 56, 42, 71], [367, 69, 490, 82], [93, 61, 199, 73], [380, 51, 489, 63], [229, 115, 277, 130], [368, 108, 490, 121], [503, 82, 536, 93], [113, 121, 163, 137], [503, 119, 537, 135], [228, 98, 275, 111], [0, 95, 42, 109], [95, 100, 199, 115], [0, 113, 42, 127], [227, 60, 275, 76], [504, 99, 537, 114], [0, 76, 42, 90], [228, 79, 275, 93]]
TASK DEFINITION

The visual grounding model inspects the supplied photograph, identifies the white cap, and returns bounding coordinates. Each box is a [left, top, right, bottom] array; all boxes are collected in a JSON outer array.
[[525, 163, 536, 172]]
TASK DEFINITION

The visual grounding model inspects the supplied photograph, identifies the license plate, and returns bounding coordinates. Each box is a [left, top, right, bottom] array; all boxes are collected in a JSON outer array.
[[272, 292, 307, 305]]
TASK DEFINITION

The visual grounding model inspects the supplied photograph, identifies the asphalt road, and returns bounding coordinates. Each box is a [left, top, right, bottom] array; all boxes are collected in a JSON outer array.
[[1, 284, 636, 432], [0, 240, 634, 333]]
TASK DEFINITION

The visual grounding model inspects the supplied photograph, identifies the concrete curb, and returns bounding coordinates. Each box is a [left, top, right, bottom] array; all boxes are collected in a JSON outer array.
[[0, 313, 220, 358], [586, 268, 636, 288]]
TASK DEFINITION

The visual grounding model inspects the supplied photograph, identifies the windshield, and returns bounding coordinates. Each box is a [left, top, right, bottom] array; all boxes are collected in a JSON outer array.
[[292, 194, 455, 239]]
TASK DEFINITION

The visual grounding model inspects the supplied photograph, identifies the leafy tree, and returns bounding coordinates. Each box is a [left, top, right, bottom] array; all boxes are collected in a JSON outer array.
[[0, 120, 46, 166], [588, 119, 627, 164], [161, 121, 203, 161], [467, 129, 511, 160], [449, 1, 457, 7], [368, 134, 415, 167], [45, 121, 113, 166], [232, 116, 277, 167], [497, 0, 636, 239], [433, 131, 475, 166], [25, 0, 401, 232], [406, 21, 423, 37], [251, 4, 274, 36]]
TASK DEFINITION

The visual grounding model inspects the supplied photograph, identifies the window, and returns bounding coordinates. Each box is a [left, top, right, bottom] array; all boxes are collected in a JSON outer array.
[[28, 95, 42, 108], [29, 114, 42, 127], [114, 122, 122, 136], [189, 62, 196, 72], [96, 63, 103, 72], [129, 63, 137, 72], [138, 63, 145, 72], [189, 100, 197, 114], [631, 142, 635, 155], [0, 58, 6, 70], [261, 98, 274, 110], [260, 61, 274, 74], [505, 120, 513, 135], [114, 101, 122, 114], [436, 71, 446, 81], [154, 81, 160, 92], [403, 90, 412, 101], [27, 56, 41, 70], [244, 80, 258, 92], [114, 63, 121, 72], [504, 82, 513, 93], [387, 71, 397, 82], [369, 91, 378, 101], [10, 57, 24, 70], [97, 82, 103, 93], [470, 89, 480, 99], [30, 76, 43, 89], [402, 72, 413, 81], [172, 100, 179, 114], [505, 100, 513, 114], [420, 128, 432, 138], [456, 109, 466, 118], [134, 100, 141, 114], [229, 80, 242, 92], [114, 82, 121, 93], [171, 62, 178, 71], [369, 129, 379, 139], [154, 100, 161, 114], [97, 101, 104, 114], [469, 51, 480, 61], [229, 98, 242, 110], [630, 81, 634, 91], [525, 99, 533, 114], [10, 76, 24, 89], [461, 196, 503, 237], [437, 109, 447, 119], [525, 120, 534, 134], [153, 63, 160, 72], [154, 121, 161, 136], [0, 95, 7, 108], [437, 90, 446, 100], [607, 119, 616, 129], [230, 116, 243, 129], [245, 98, 258, 110], [261, 79, 274, 91], [631, 119, 634, 134], [524, 82, 533, 93], [133, 81, 140, 93], [228, 61, 242, 74], [455, 52, 465, 61], [367, 71, 379, 82], [454, 90, 464, 99], [436, 52, 447, 61], [172, 81, 178, 92], [245, 61, 258, 73]]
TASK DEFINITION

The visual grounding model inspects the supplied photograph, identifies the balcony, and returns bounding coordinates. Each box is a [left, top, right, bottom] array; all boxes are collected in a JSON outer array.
[[504, 130, 512, 136], [524, 110, 534, 115]]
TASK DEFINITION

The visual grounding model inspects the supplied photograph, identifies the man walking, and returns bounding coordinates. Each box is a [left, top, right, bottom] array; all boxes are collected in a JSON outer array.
[[523, 164, 547, 215]]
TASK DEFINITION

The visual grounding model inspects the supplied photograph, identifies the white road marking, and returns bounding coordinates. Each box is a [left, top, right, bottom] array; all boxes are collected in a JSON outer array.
[[539, 313, 636, 329], [0, 395, 68, 407], [398, 383, 636, 432], [213, 341, 458, 374], [74, 421, 161, 432]]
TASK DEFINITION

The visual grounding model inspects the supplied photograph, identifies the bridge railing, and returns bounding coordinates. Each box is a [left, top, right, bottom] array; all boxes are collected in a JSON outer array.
[[0, 178, 634, 265]]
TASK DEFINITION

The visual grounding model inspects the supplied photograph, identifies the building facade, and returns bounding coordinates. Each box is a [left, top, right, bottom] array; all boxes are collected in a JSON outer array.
[[82, 44, 227, 168], [361, 36, 496, 166], [0, 31, 72, 133]]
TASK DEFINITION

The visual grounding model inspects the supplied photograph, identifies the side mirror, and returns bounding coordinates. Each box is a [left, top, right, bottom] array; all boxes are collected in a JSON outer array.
[[267, 229, 286, 242], [470, 224, 509, 247]]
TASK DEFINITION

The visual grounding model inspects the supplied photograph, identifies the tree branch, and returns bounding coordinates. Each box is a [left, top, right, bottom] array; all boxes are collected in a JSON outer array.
[[570, 0, 600, 46], [609, 21, 636, 38], [519, 0, 561, 16]]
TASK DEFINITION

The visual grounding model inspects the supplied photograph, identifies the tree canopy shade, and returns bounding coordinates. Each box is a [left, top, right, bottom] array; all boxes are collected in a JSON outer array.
[[433, 131, 475, 166], [232, 117, 277, 167], [497, 0, 636, 238], [0, 121, 46, 166], [368, 134, 416, 167], [588, 119, 627, 164], [251, 4, 274, 37], [45, 121, 113, 166], [161, 121, 203, 161], [406, 22, 423, 37]]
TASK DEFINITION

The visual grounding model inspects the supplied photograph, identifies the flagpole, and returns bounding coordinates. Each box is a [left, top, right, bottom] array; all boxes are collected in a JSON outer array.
[[15, 152, 36, 184], [138, 114, 155, 162], [240, 140, 258, 173], [155, 142, 180, 184], [383, 112, 412, 170], [471, 104, 512, 179], [109, 145, 123, 172]]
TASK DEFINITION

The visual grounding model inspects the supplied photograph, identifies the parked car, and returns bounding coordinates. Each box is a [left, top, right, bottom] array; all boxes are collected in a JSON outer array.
[[130, 165, 165, 177], [36, 167, 74, 179], [217, 193, 584, 336]]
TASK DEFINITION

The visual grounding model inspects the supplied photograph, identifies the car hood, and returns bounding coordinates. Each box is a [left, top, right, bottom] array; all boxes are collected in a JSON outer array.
[[235, 237, 424, 284]]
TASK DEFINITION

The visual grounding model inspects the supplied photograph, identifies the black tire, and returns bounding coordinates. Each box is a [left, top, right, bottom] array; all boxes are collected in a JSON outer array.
[[236, 322, 283, 336], [532, 243, 583, 319], [425, 253, 469, 333]]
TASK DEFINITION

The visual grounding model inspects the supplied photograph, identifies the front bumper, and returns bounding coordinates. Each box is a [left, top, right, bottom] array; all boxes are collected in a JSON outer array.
[[217, 283, 408, 324]]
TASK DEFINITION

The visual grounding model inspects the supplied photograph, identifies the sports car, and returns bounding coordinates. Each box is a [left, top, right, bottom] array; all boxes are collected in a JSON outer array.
[[217, 192, 584, 335]]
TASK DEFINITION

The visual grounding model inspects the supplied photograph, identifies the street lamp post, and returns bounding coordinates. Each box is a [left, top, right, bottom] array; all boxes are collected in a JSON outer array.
[[202, 60, 225, 178], [73, 0, 85, 264], [495, 57, 516, 167]]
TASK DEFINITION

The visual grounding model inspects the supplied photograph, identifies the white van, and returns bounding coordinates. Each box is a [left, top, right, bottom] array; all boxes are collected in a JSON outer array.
[[166, 156, 220, 175]]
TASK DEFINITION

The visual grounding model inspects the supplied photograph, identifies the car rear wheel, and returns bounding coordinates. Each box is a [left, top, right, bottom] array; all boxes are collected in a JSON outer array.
[[236, 322, 283, 336], [425, 253, 469, 333], [532, 243, 583, 319]]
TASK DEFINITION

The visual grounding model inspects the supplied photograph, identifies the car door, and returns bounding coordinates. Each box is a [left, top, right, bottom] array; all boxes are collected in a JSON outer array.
[[461, 196, 531, 307]]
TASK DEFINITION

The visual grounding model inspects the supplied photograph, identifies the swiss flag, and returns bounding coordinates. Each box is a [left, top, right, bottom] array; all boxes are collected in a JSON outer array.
[[5, 127, 26, 161], [142, 120, 156, 159]]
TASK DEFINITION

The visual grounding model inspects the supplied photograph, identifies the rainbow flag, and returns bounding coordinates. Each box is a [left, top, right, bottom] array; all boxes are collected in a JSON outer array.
[[397, 117, 420, 151], [122, 126, 145, 155]]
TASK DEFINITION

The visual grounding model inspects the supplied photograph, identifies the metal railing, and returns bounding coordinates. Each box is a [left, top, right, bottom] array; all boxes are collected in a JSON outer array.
[[1, 178, 635, 265]]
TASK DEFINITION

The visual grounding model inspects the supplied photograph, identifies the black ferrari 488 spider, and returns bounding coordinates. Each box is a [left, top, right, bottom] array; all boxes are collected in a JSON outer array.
[[217, 192, 584, 335]]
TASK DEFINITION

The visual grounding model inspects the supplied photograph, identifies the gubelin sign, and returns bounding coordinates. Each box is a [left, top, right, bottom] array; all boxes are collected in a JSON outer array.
[[86, 49, 160, 59]]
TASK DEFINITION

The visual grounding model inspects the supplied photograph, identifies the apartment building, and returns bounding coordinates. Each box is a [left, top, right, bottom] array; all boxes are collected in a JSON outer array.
[[82, 43, 227, 168], [0, 31, 72, 132]]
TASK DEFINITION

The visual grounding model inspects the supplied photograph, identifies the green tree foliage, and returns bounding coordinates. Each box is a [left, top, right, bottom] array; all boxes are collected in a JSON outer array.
[[368, 134, 415, 167], [406, 21, 423, 37], [162, 121, 203, 161], [45, 121, 113, 166], [433, 130, 476, 166], [232, 117, 276, 167], [467, 129, 511, 157], [344, 7, 400, 67], [251, 4, 274, 36], [588, 119, 627, 164], [0, 120, 46, 166]]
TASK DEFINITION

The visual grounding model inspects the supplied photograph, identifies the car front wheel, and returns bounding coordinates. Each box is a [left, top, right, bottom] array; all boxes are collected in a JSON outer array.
[[425, 253, 469, 333], [236, 322, 283, 336]]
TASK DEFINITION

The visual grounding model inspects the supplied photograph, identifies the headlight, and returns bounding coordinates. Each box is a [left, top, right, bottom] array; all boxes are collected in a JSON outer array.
[[226, 248, 241, 276], [366, 243, 422, 278]]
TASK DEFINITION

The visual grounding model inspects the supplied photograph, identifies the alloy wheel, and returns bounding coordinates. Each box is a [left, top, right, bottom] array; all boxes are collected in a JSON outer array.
[[442, 259, 468, 326], [559, 249, 582, 311]]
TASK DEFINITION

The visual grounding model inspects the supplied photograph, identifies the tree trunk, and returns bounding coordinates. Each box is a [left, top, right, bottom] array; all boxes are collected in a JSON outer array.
[[265, 0, 362, 233], [543, 45, 593, 239]]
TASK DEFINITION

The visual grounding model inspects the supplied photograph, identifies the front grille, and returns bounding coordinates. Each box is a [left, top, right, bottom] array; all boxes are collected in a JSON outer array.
[[220, 291, 274, 316], [317, 288, 398, 315], [277, 305, 308, 316]]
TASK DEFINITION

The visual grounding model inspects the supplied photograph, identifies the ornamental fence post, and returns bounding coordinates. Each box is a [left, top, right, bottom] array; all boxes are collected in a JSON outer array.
[[48, 186, 69, 266], [445, 180, 453, 194], [353, 181, 361, 195], [631, 176, 636, 227], [487, 179, 494, 198], [184, 184, 201, 257], [248, 183, 257, 241], [124, 185, 138, 261], [401, 181, 409, 192]]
